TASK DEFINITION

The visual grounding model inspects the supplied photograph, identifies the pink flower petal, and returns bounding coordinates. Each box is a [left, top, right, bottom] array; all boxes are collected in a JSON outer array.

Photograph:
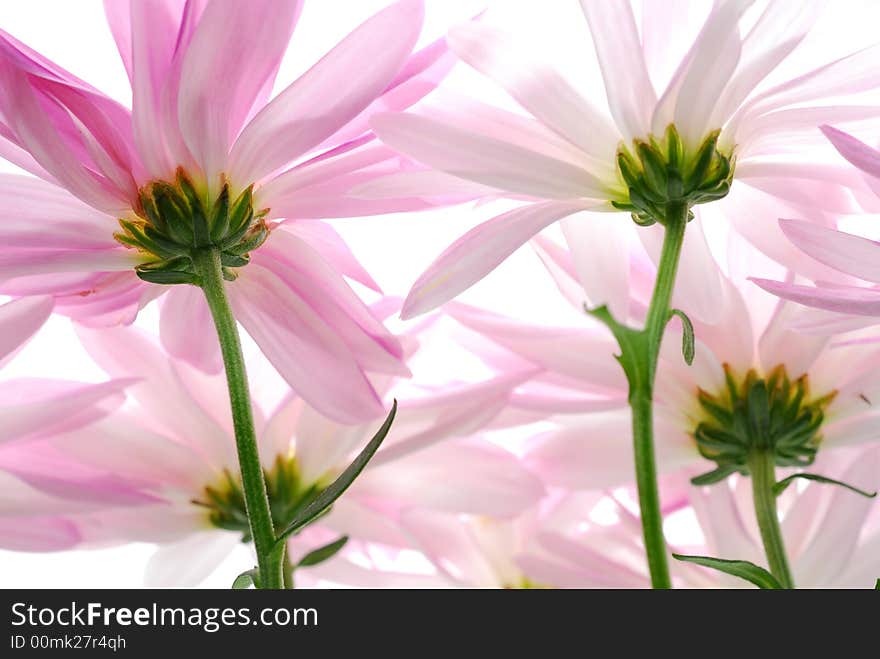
[[159, 285, 223, 375], [0, 516, 80, 552], [371, 112, 607, 200], [0, 296, 53, 366], [401, 200, 593, 319], [177, 0, 303, 183], [821, 124, 880, 180], [0, 378, 131, 445], [579, 0, 655, 141], [229, 263, 384, 424], [448, 21, 617, 160], [752, 278, 880, 316], [780, 219, 880, 283], [229, 0, 423, 185]]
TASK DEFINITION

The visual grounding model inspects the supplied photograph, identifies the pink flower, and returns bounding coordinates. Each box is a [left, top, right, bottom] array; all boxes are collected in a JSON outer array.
[[0, 320, 545, 585], [307, 448, 880, 588], [357, 1, 880, 320], [0, 0, 454, 423], [754, 125, 880, 320], [442, 221, 880, 495]]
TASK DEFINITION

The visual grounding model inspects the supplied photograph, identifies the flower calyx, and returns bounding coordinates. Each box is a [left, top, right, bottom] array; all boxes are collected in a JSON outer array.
[[614, 125, 735, 227], [116, 168, 269, 285], [691, 364, 836, 485]]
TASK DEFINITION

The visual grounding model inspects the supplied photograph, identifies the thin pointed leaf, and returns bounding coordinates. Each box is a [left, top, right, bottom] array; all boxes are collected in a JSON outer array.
[[232, 568, 260, 589], [275, 401, 397, 545], [669, 308, 695, 365], [297, 536, 349, 568], [673, 554, 783, 589], [773, 473, 877, 498]]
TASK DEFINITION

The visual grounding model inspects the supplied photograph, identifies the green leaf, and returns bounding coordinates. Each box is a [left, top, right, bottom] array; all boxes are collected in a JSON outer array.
[[585, 304, 648, 390], [875, 578, 879, 590], [275, 401, 397, 545], [673, 554, 783, 589], [232, 568, 260, 589], [669, 308, 695, 365], [773, 473, 877, 498], [297, 536, 349, 568]]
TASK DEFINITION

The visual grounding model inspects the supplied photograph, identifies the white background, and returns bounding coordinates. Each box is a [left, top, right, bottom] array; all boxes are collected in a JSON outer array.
[[2, 0, 880, 588]]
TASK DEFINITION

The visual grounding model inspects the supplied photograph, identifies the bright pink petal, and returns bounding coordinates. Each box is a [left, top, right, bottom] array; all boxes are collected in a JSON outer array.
[[177, 0, 302, 183], [401, 200, 592, 319], [229, 0, 423, 185], [159, 285, 223, 374]]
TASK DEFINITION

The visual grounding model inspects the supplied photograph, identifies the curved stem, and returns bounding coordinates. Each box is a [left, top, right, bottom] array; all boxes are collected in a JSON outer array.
[[192, 248, 283, 589], [747, 450, 795, 589]]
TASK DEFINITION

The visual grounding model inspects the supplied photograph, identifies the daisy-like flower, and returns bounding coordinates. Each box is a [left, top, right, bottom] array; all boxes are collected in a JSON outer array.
[[0, 0, 456, 423], [0, 320, 545, 586], [755, 125, 880, 320], [359, 0, 880, 319], [444, 224, 880, 502]]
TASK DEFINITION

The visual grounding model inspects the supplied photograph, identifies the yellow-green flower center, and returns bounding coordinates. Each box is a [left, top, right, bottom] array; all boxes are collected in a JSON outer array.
[[613, 124, 735, 227], [691, 364, 837, 484], [115, 168, 269, 284], [192, 456, 322, 542]]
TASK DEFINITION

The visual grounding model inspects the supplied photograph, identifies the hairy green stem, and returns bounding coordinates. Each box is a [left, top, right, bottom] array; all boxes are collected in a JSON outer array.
[[193, 248, 282, 589], [629, 201, 688, 588], [747, 450, 795, 588]]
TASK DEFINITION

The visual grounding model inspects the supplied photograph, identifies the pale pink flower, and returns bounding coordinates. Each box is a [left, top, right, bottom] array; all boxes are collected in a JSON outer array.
[[357, 0, 880, 320], [0, 0, 455, 423], [754, 125, 880, 321], [0, 321, 544, 585], [443, 223, 880, 494], [309, 448, 880, 588]]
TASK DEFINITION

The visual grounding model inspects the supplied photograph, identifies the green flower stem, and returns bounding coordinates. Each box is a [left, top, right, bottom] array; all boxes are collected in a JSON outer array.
[[747, 449, 795, 589], [282, 543, 295, 589], [192, 248, 282, 589], [628, 200, 688, 589]]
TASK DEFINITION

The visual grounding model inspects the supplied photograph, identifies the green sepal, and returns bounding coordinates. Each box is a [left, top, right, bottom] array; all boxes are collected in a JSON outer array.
[[668, 308, 695, 365], [221, 253, 250, 268], [151, 181, 193, 246], [232, 568, 260, 589], [773, 472, 877, 498], [690, 464, 742, 486], [176, 168, 210, 247], [635, 140, 668, 199], [673, 554, 783, 589], [683, 130, 721, 193], [209, 183, 231, 243], [228, 185, 255, 237], [274, 401, 397, 545], [297, 536, 349, 568], [135, 256, 197, 285]]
